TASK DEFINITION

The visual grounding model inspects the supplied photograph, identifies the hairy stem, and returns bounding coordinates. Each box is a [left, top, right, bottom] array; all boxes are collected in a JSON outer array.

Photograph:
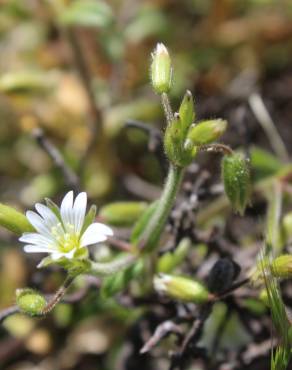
[[42, 275, 75, 315], [139, 165, 184, 252], [161, 92, 174, 125], [88, 254, 136, 276]]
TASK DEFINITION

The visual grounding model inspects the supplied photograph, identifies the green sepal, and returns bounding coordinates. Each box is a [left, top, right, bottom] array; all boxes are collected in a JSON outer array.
[[164, 113, 198, 167], [0, 203, 34, 235], [179, 90, 195, 139], [81, 205, 97, 234], [221, 153, 251, 215], [58, 257, 91, 277], [16, 288, 47, 316], [38, 249, 90, 276], [99, 201, 148, 227], [164, 113, 182, 166], [45, 198, 61, 220]]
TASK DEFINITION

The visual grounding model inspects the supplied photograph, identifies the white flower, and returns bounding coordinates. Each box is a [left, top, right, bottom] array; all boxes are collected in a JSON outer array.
[[19, 191, 113, 266]]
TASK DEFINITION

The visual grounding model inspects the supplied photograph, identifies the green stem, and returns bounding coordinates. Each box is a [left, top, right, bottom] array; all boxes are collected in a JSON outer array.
[[140, 164, 184, 252], [161, 92, 173, 125], [88, 254, 136, 276], [42, 275, 74, 315]]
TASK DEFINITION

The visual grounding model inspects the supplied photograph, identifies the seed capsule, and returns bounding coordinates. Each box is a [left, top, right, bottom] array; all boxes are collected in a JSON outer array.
[[222, 153, 251, 215]]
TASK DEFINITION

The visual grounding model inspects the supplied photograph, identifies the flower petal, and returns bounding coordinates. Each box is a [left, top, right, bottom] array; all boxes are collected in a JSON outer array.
[[19, 232, 56, 249], [60, 191, 74, 229], [24, 244, 54, 253], [81, 222, 113, 247], [26, 211, 52, 239], [73, 192, 87, 234], [51, 252, 64, 260], [35, 203, 60, 229]]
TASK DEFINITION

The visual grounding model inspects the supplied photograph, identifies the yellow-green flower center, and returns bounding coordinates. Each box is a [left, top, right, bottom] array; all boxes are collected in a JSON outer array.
[[51, 223, 81, 253]]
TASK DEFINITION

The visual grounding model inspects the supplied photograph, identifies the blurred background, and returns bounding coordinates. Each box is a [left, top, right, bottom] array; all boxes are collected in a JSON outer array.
[[0, 0, 292, 369]]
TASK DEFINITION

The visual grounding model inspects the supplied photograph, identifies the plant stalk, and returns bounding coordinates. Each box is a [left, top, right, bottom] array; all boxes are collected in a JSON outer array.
[[139, 164, 184, 252]]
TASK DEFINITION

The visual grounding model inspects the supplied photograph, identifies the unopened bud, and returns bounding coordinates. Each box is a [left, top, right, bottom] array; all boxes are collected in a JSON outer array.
[[186, 119, 227, 145], [259, 288, 269, 307], [222, 153, 251, 215], [16, 288, 46, 316], [154, 273, 209, 304], [271, 255, 292, 279], [283, 212, 292, 243], [151, 43, 172, 94]]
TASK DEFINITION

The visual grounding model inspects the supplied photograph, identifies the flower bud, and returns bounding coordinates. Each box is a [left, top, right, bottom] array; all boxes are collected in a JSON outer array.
[[221, 153, 251, 215], [154, 273, 209, 304], [16, 288, 46, 316], [99, 201, 148, 227], [179, 90, 195, 137], [186, 119, 227, 145], [283, 212, 292, 243], [271, 255, 292, 279], [0, 203, 34, 235], [150, 43, 172, 94]]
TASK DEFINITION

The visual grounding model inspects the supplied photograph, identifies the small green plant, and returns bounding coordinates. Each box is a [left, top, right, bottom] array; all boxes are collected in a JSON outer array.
[[1, 42, 291, 370]]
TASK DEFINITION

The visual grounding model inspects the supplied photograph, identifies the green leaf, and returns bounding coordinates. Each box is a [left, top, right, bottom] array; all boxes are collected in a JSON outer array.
[[130, 201, 158, 245], [157, 238, 191, 273], [100, 259, 144, 298], [60, 0, 113, 28], [0, 71, 53, 94], [250, 146, 283, 181], [124, 7, 169, 43], [0, 203, 34, 235], [99, 201, 148, 227], [266, 184, 283, 252]]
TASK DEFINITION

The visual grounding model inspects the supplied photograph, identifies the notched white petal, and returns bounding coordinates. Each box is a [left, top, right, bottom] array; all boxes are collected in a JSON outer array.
[[19, 232, 55, 248], [35, 203, 59, 229], [81, 222, 113, 247], [26, 211, 52, 238], [60, 190, 74, 228], [24, 245, 54, 253], [73, 192, 87, 233]]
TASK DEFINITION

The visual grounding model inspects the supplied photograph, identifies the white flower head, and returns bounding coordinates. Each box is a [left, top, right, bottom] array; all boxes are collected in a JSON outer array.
[[20, 191, 113, 267]]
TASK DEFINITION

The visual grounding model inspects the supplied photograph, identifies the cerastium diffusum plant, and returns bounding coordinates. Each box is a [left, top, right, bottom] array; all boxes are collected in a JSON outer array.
[[0, 43, 291, 369]]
